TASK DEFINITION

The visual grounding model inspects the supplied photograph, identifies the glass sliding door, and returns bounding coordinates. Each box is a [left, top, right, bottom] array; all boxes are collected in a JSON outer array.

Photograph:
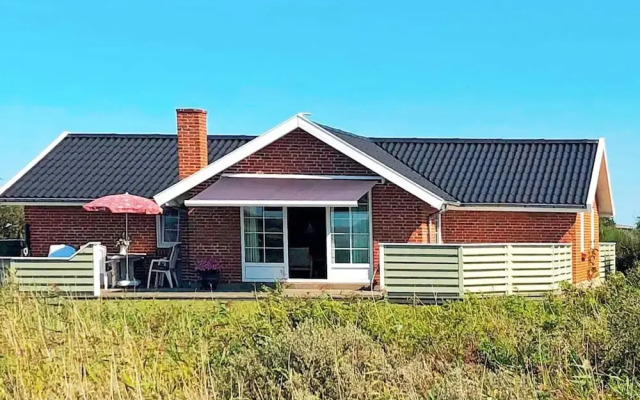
[[242, 206, 287, 281], [330, 195, 371, 266]]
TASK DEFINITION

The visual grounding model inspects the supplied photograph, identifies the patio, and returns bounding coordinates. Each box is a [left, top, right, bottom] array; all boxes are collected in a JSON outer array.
[[101, 283, 384, 300]]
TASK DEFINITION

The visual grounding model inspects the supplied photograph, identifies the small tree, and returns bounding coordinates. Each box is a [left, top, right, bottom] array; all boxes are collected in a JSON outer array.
[[601, 216, 640, 273], [0, 205, 24, 239]]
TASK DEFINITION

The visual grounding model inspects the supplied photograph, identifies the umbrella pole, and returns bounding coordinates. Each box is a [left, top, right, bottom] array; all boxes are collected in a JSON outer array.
[[125, 213, 129, 281]]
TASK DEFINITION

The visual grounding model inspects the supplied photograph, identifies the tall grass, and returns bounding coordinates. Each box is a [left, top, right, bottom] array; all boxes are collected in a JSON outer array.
[[1, 278, 640, 399]]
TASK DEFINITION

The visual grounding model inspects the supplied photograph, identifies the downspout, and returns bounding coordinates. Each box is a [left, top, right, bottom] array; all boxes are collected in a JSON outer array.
[[436, 202, 458, 244]]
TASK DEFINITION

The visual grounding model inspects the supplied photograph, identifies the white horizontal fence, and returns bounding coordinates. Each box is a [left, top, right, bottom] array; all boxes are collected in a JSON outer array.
[[380, 243, 573, 303], [0, 243, 102, 297], [599, 242, 616, 278]]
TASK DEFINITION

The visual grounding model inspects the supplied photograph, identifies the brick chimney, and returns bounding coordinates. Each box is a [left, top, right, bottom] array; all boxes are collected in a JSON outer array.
[[176, 108, 208, 179]]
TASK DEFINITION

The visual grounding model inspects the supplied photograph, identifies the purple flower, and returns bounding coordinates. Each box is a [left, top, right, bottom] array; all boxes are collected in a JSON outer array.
[[195, 256, 222, 272]]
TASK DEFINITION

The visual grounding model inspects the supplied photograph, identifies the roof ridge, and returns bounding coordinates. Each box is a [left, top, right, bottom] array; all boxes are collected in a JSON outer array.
[[67, 133, 256, 140]]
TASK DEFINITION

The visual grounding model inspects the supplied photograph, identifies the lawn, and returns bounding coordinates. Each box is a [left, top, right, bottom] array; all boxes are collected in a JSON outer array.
[[1, 278, 640, 399]]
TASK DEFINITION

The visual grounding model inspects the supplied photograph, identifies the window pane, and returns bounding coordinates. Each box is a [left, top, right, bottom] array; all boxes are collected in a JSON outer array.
[[264, 207, 283, 218], [352, 217, 369, 233], [244, 207, 263, 218], [352, 234, 369, 249], [244, 218, 263, 233], [352, 250, 369, 263], [333, 234, 350, 249], [332, 208, 350, 219], [165, 208, 179, 216], [164, 230, 178, 243], [265, 218, 283, 233], [265, 249, 284, 263], [332, 218, 351, 234], [265, 234, 283, 247], [245, 248, 264, 263], [244, 233, 263, 247], [334, 250, 351, 264], [165, 216, 179, 230]]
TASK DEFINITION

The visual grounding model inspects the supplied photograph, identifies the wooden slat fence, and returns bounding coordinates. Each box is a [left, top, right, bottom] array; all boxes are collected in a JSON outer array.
[[599, 242, 616, 278], [462, 244, 572, 297], [380, 244, 462, 303], [0, 243, 102, 296], [380, 243, 573, 302]]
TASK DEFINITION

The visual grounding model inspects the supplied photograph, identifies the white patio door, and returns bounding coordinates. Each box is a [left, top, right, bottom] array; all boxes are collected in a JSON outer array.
[[326, 193, 372, 283], [241, 206, 288, 281]]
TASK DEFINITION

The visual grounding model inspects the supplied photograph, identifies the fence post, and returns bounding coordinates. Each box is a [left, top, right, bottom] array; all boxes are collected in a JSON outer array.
[[457, 246, 464, 298], [506, 244, 513, 295], [379, 244, 385, 289], [92, 244, 102, 298]]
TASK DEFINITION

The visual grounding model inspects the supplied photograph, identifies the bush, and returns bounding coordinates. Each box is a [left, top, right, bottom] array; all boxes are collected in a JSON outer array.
[[600, 219, 640, 273]]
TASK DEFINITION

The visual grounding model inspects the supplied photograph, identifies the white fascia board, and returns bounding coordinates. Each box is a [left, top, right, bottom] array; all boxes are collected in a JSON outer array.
[[297, 117, 445, 209], [0, 131, 70, 197], [447, 204, 589, 213], [154, 114, 445, 209], [153, 116, 299, 205], [184, 199, 359, 207], [584, 138, 615, 217], [601, 151, 615, 217], [586, 138, 605, 207]]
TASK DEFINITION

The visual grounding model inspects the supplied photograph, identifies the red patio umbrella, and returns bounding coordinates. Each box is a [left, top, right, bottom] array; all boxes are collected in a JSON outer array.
[[83, 193, 163, 286]]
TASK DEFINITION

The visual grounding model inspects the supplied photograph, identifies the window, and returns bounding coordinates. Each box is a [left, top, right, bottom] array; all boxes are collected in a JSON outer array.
[[243, 207, 285, 264], [330, 195, 370, 264], [157, 208, 180, 247]]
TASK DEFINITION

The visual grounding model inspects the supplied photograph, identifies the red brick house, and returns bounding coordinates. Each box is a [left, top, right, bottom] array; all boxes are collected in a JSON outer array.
[[0, 109, 614, 286]]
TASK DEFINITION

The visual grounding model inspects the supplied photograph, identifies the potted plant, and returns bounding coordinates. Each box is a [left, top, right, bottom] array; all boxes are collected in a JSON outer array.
[[116, 233, 131, 255], [195, 256, 222, 290]]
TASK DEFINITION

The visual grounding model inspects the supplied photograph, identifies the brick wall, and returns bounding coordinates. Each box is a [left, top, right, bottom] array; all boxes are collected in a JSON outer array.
[[24, 206, 157, 257], [442, 207, 600, 283], [441, 211, 576, 243], [183, 207, 241, 283], [571, 202, 600, 283], [226, 128, 375, 175]]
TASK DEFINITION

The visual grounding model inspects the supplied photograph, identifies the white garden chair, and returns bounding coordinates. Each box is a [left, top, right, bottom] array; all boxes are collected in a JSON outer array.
[[146, 244, 180, 288]]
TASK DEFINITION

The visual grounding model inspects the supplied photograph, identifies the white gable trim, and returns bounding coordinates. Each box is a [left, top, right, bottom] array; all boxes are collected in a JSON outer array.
[[297, 118, 445, 208], [0, 131, 70, 197], [586, 138, 615, 218], [154, 114, 446, 208]]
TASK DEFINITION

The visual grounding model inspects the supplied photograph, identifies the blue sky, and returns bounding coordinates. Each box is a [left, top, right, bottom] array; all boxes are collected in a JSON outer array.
[[0, 0, 638, 223]]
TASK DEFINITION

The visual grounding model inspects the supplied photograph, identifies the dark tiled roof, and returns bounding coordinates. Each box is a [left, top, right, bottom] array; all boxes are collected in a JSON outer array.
[[371, 137, 598, 206], [316, 124, 457, 202], [0, 134, 253, 201], [0, 126, 599, 208]]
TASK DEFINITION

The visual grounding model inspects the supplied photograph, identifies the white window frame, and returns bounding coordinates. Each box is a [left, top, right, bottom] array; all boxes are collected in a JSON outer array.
[[156, 208, 181, 248], [241, 207, 289, 282], [327, 192, 373, 270]]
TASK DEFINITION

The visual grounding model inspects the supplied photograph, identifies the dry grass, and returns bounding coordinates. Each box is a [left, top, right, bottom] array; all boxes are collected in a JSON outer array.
[[1, 278, 640, 399]]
